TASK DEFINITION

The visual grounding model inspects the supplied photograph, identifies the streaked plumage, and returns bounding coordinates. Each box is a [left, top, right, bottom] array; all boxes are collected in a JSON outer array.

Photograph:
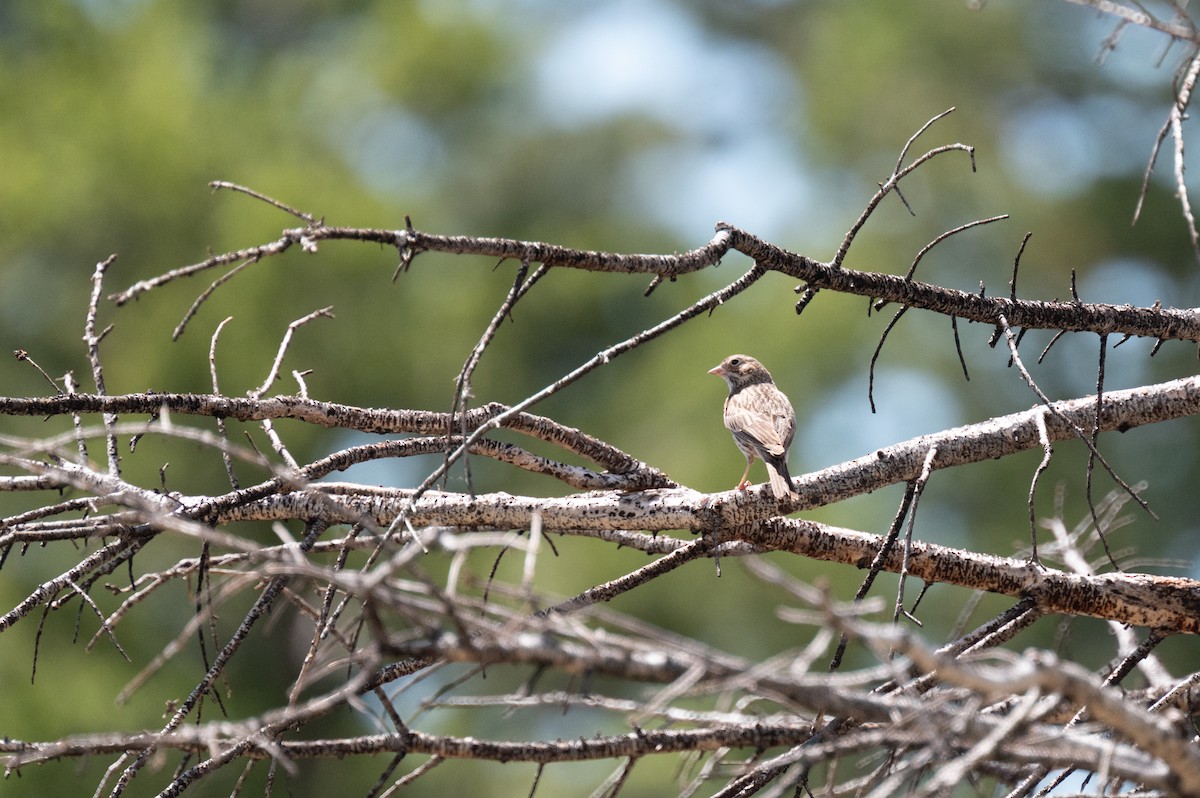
[[708, 354, 798, 500]]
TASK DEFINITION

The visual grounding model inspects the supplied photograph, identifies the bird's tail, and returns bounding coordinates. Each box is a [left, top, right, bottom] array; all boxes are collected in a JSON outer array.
[[766, 460, 798, 501]]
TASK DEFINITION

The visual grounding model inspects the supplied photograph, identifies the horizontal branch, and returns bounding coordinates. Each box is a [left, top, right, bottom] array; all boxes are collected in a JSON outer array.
[[395, 224, 735, 276], [198, 374, 1200, 529], [0, 724, 814, 768], [723, 226, 1200, 342], [8, 371, 1200, 509], [0, 395, 662, 479], [214, 491, 1200, 634], [751, 518, 1200, 634], [107, 224, 735, 306], [106, 219, 1200, 342]]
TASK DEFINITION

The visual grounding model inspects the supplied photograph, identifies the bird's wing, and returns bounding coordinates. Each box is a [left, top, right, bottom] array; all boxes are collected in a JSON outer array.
[[725, 386, 790, 458], [772, 393, 796, 450]]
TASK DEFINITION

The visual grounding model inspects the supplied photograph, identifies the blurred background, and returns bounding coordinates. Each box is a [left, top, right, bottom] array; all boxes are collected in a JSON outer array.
[[3, 1, 1200, 795]]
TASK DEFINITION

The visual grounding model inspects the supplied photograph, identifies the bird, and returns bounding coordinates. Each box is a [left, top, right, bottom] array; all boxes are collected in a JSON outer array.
[[708, 354, 798, 500]]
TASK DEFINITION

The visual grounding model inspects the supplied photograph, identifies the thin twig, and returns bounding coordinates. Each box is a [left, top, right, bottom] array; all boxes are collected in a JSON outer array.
[[172, 259, 254, 341], [1027, 409, 1053, 563], [867, 306, 909, 413], [209, 180, 317, 224], [895, 446, 938, 627], [901, 214, 1010, 282], [12, 349, 62, 394], [85, 255, 120, 476], [450, 261, 543, 493], [833, 108, 973, 268], [1084, 333, 1119, 569], [996, 313, 1153, 523]]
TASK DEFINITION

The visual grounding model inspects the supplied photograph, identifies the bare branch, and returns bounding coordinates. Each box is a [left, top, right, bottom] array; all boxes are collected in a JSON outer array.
[[10, 102, 1200, 795]]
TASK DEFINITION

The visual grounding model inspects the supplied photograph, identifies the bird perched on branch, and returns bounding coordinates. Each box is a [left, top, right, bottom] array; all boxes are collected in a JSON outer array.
[[709, 354, 798, 500]]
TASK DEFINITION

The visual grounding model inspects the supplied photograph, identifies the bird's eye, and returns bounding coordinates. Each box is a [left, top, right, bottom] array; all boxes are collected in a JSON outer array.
[[730, 358, 741, 366]]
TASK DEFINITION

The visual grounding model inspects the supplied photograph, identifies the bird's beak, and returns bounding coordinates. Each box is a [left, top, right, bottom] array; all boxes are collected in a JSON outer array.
[[708, 365, 724, 376]]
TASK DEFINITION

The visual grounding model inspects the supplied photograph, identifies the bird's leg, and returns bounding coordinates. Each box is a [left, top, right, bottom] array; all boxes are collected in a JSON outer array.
[[736, 459, 754, 490]]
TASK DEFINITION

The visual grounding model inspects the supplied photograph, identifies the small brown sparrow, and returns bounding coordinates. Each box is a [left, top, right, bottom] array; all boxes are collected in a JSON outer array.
[[709, 354, 798, 500]]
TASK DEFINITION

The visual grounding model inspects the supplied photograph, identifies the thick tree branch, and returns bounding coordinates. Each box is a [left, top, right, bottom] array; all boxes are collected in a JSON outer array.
[[7, 371, 1200, 511]]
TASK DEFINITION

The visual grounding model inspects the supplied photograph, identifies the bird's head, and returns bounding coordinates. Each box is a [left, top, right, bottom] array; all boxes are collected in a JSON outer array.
[[708, 354, 773, 391]]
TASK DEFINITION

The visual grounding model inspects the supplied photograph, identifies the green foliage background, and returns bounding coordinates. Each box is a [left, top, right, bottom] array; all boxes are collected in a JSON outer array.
[[3, 1, 1200, 795]]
